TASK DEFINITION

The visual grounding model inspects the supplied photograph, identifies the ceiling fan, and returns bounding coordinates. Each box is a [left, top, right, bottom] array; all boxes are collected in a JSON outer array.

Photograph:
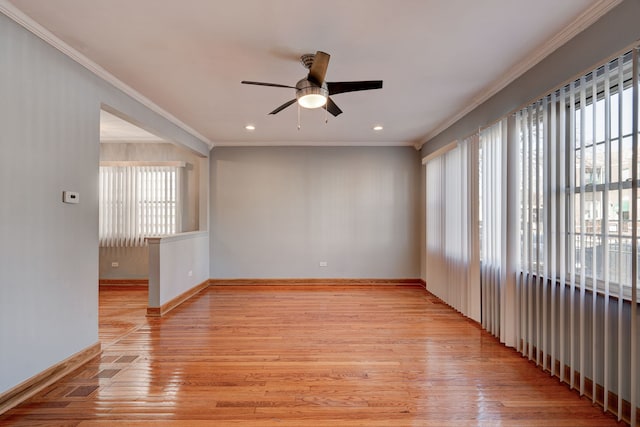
[[241, 51, 383, 117]]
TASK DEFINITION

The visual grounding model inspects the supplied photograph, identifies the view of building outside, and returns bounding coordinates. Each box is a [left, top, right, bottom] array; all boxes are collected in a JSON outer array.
[[517, 54, 639, 293]]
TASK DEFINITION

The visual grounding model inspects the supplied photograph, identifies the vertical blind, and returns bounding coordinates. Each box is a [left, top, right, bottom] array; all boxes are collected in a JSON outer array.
[[479, 120, 508, 340], [99, 165, 181, 247], [424, 46, 639, 423], [515, 49, 639, 423], [424, 121, 508, 330], [425, 138, 480, 322]]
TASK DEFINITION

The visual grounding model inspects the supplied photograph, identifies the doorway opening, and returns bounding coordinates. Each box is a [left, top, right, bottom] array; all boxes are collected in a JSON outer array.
[[98, 107, 203, 342]]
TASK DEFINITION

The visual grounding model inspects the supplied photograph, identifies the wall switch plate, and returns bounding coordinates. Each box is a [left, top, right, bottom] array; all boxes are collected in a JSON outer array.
[[319, 261, 328, 267], [62, 191, 80, 204]]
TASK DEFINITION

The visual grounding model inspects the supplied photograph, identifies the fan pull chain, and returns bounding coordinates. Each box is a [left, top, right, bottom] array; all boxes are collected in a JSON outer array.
[[325, 103, 328, 124], [297, 103, 301, 131]]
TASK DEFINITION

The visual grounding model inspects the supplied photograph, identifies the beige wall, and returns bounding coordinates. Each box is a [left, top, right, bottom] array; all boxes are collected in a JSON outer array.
[[0, 12, 208, 395], [210, 146, 421, 279]]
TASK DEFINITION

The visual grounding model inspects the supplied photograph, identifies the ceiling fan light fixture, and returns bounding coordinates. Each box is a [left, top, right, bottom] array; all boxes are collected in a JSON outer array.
[[298, 93, 327, 109], [295, 79, 328, 109]]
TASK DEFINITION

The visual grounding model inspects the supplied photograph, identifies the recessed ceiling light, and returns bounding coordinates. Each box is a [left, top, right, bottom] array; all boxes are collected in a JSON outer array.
[[373, 125, 384, 131], [245, 124, 256, 131]]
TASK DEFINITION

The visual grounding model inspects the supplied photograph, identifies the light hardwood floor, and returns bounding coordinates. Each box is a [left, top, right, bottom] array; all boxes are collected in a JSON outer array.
[[0, 284, 621, 426]]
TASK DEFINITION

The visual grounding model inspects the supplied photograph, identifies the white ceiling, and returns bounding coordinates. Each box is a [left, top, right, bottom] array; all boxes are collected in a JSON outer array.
[[5, 0, 618, 148], [100, 110, 167, 143]]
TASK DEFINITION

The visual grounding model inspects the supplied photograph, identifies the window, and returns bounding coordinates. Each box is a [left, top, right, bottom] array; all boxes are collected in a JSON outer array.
[[571, 67, 637, 289], [517, 51, 639, 296], [99, 164, 182, 247]]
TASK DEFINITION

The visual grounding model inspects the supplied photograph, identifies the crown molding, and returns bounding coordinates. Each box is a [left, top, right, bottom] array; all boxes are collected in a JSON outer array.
[[416, 0, 622, 150], [211, 140, 414, 148], [0, 0, 214, 149]]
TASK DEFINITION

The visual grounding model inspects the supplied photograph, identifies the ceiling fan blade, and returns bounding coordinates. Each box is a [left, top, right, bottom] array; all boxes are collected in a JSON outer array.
[[328, 80, 383, 95], [241, 80, 295, 89], [269, 99, 297, 115], [308, 51, 330, 86], [326, 98, 343, 117]]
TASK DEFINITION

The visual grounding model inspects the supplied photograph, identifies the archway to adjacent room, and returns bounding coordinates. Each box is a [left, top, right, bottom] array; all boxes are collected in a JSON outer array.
[[98, 107, 204, 342]]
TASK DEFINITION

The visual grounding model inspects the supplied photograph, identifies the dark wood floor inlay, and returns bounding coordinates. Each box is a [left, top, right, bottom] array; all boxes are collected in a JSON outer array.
[[66, 385, 98, 398], [115, 355, 138, 364], [92, 369, 120, 379]]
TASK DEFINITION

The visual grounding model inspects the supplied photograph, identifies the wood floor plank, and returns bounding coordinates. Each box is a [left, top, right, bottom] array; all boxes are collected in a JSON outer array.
[[0, 284, 622, 426]]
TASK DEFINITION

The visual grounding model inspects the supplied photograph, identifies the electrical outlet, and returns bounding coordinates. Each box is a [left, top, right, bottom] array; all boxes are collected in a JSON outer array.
[[319, 261, 328, 267], [111, 261, 119, 268], [62, 191, 80, 204], [188, 270, 193, 277]]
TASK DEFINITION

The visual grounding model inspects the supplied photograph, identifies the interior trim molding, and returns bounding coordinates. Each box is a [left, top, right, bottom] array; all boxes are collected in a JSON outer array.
[[99, 279, 149, 286], [146, 230, 208, 245], [415, 0, 623, 149], [0, 342, 101, 415], [212, 140, 415, 148], [146, 279, 210, 317], [0, 0, 213, 149], [209, 278, 424, 286]]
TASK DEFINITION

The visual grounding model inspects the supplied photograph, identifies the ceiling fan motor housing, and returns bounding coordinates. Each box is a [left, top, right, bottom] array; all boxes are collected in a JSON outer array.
[[300, 53, 316, 69]]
